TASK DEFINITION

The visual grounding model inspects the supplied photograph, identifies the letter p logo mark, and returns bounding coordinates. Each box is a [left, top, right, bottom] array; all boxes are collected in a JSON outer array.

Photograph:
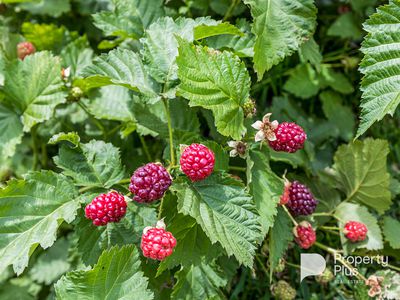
[[300, 253, 326, 282]]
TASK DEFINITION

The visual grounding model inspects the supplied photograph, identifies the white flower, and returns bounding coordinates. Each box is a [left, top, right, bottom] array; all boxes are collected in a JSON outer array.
[[251, 113, 278, 142], [227, 140, 247, 158], [62, 66, 71, 79]]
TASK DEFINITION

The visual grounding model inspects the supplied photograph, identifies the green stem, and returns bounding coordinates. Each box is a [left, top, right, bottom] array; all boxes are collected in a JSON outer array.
[[319, 226, 340, 231], [139, 135, 152, 162], [255, 255, 269, 275], [223, 0, 239, 21], [117, 178, 131, 185], [229, 165, 247, 172], [286, 262, 300, 269], [31, 126, 39, 170], [313, 212, 334, 217], [162, 98, 176, 167], [282, 204, 298, 226]]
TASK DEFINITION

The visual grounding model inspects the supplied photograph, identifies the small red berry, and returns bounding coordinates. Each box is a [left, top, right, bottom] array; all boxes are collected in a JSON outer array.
[[129, 163, 172, 203], [17, 41, 36, 60], [85, 191, 127, 226], [285, 181, 317, 216], [141, 220, 177, 261], [180, 143, 215, 182], [343, 221, 368, 242], [269, 122, 307, 153], [293, 221, 316, 249]]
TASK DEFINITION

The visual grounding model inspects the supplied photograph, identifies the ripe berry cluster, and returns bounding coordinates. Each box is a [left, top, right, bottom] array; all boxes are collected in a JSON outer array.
[[84, 143, 215, 261]]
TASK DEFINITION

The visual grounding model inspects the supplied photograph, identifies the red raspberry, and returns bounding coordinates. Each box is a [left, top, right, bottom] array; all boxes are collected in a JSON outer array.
[[343, 221, 368, 242], [269, 122, 307, 153], [129, 163, 172, 203], [180, 143, 215, 182], [141, 220, 177, 261], [293, 221, 316, 249], [85, 191, 127, 226], [285, 181, 317, 216], [17, 41, 36, 60]]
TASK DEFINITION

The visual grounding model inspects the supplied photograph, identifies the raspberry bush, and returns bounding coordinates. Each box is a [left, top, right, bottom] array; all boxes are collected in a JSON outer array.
[[0, 1, 399, 299]]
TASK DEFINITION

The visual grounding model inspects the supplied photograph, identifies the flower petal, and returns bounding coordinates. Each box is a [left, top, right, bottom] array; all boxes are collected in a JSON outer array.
[[262, 113, 272, 123], [270, 120, 279, 130], [229, 149, 238, 157], [255, 130, 265, 142], [227, 141, 238, 148], [251, 120, 263, 130]]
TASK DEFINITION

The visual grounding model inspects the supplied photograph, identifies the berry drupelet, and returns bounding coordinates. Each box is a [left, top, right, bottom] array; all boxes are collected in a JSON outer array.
[[129, 163, 172, 203], [85, 191, 127, 226], [180, 143, 215, 182], [285, 181, 318, 216]]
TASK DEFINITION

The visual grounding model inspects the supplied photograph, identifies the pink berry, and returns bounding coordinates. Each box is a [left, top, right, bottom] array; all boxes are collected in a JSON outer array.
[[141, 223, 177, 261], [293, 221, 316, 249], [17, 41, 35, 60], [180, 143, 215, 182], [269, 122, 307, 153], [343, 221, 368, 242], [129, 163, 172, 203], [85, 191, 127, 226]]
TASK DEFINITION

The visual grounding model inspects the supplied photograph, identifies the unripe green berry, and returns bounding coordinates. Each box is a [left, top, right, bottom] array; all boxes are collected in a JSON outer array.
[[316, 268, 334, 284], [272, 280, 296, 300]]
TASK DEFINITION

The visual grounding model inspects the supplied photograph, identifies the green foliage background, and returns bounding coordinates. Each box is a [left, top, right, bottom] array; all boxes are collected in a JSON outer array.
[[0, 0, 399, 299]]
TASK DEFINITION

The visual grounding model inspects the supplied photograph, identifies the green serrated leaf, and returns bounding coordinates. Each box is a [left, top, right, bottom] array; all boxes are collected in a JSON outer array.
[[299, 38, 322, 67], [29, 237, 71, 285], [320, 91, 355, 141], [244, 0, 317, 80], [54, 140, 125, 188], [157, 194, 221, 276], [327, 12, 362, 40], [334, 202, 383, 252], [0, 171, 80, 275], [80, 48, 160, 101], [141, 17, 219, 84], [247, 148, 283, 237], [382, 216, 400, 249], [87, 86, 134, 122], [60, 36, 93, 77], [93, 0, 164, 39], [268, 207, 293, 280], [55, 245, 154, 300], [172, 173, 262, 267], [171, 261, 227, 300], [2, 51, 66, 131], [19, 0, 70, 18], [194, 23, 243, 40], [48, 132, 80, 146], [332, 138, 391, 214], [320, 65, 354, 94], [0, 103, 23, 158], [21, 23, 66, 51], [206, 22, 255, 59], [284, 63, 320, 99], [357, 0, 400, 137], [177, 39, 250, 140]]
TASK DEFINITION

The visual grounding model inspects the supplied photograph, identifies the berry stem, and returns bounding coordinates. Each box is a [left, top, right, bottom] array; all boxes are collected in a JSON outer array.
[[282, 205, 298, 226], [319, 226, 340, 231], [162, 98, 176, 167], [229, 165, 246, 172], [313, 212, 333, 217], [138, 134, 152, 162]]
